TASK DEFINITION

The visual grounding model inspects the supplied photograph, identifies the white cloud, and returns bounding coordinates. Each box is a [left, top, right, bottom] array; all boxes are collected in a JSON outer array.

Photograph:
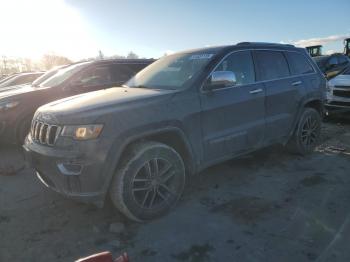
[[292, 34, 349, 47], [325, 49, 336, 55]]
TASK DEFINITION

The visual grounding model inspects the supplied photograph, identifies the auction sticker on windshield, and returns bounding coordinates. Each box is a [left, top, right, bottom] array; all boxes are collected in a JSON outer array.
[[190, 54, 214, 60]]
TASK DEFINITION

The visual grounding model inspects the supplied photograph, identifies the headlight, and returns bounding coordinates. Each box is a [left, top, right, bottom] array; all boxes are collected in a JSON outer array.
[[61, 124, 103, 140], [0, 101, 19, 111]]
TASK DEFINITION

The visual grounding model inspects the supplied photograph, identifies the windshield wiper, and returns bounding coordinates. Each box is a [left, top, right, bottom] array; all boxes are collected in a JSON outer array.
[[130, 85, 153, 89]]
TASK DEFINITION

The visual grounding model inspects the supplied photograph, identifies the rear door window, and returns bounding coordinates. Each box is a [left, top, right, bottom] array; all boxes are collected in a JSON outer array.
[[254, 51, 290, 81], [74, 66, 112, 87], [285, 52, 315, 75]]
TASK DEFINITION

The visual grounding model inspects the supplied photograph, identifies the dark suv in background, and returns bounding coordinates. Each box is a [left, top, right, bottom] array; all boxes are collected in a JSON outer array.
[[24, 43, 326, 221], [0, 59, 154, 144]]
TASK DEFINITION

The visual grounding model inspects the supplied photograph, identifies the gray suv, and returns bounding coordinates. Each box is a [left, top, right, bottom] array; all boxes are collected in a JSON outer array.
[[24, 43, 326, 221]]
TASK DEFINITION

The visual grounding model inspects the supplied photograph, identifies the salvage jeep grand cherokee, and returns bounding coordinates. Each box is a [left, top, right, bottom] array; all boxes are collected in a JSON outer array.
[[24, 43, 326, 221]]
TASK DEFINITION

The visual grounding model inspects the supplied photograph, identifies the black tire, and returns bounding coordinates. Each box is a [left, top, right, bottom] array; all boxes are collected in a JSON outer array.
[[287, 107, 322, 155], [110, 141, 186, 222], [16, 116, 32, 144]]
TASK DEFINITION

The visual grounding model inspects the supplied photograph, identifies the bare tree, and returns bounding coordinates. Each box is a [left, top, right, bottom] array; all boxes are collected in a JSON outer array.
[[23, 58, 33, 72], [41, 53, 72, 70], [126, 51, 139, 59], [98, 50, 104, 60], [0, 56, 8, 75]]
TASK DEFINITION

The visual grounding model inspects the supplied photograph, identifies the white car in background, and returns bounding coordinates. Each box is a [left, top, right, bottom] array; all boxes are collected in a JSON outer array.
[[325, 68, 350, 115]]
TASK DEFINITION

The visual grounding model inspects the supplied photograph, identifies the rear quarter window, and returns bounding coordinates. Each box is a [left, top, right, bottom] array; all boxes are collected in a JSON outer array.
[[285, 52, 315, 75], [254, 51, 290, 81]]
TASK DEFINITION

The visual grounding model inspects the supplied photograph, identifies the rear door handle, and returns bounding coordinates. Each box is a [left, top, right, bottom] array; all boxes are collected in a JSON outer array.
[[249, 88, 263, 94], [292, 81, 302, 86]]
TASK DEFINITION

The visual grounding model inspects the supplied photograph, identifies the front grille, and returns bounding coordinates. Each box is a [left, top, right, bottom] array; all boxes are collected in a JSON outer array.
[[333, 90, 350, 98], [327, 101, 350, 107], [334, 85, 350, 89], [31, 120, 61, 146]]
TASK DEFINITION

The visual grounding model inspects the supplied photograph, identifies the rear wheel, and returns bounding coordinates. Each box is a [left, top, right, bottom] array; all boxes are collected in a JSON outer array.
[[287, 108, 322, 155], [110, 141, 186, 222]]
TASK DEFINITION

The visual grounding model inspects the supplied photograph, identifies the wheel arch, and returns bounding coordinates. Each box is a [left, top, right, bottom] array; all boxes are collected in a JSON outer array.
[[285, 98, 324, 145], [303, 99, 324, 115], [101, 126, 197, 199]]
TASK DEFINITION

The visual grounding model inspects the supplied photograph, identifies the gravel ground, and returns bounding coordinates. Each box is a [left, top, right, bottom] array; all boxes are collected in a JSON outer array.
[[1, 119, 350, 262]]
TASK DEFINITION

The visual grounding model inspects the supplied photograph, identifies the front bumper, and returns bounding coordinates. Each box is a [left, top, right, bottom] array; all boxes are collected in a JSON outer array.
[[23, 135, 113, 207], [325, 89, 350, 114]]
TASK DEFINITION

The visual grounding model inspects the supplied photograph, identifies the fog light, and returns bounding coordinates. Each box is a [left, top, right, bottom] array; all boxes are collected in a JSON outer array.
[[57, 162, 83, 176]]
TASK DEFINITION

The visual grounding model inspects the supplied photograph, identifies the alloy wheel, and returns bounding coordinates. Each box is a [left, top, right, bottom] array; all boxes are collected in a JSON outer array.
[[132, 158, 177, 209]]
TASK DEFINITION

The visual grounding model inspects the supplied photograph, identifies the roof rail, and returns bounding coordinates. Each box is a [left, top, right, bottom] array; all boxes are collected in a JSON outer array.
[[236, 42, 295, 47]]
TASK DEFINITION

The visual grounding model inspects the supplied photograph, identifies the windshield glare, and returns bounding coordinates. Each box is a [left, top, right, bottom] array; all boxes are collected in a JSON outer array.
[[126, 52, 216, 90], [39, 62, 90, 88], [32, 67, 64, 87]]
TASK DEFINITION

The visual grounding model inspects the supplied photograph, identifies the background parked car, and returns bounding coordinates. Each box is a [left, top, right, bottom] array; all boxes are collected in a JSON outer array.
[[0, 59, 154, 144], [325, 67, 350, 115], [0, 65, 69, 93], [313, 53, 350, 79], [0, 72, 44, 89]]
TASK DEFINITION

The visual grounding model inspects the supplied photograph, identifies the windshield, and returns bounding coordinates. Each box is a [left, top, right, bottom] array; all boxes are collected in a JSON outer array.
[[313, 56, 329, 67], [125, 52, 217, 90], [0, 73, 40, 88], [0, 75, 17, 85], [39, 62, 90, 88], [32, 66, 65, 87]]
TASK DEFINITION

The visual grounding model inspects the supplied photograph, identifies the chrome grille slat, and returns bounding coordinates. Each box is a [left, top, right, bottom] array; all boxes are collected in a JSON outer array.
[[30, 120, 60, 146], [46, 125, 52, 144], [33, 121, 38, 140], [39, 123, 45, 144]]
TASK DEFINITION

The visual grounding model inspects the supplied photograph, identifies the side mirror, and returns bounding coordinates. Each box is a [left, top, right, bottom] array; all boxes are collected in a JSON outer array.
[[204, 71, 237, 91]]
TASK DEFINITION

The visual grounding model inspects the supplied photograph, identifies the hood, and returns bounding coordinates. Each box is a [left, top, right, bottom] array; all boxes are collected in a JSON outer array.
[[328, 74, 350, 86], [0, 84, 36, 100], [0, 83, 29, 93], [39, 87, 176, 115]]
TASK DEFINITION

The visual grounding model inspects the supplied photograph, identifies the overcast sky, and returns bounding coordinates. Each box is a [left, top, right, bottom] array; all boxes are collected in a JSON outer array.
[[1, 0, 349, 60]]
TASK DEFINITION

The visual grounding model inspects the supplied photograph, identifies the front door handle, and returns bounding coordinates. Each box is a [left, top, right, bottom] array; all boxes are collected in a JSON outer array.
[[249, 88, 263, 94], [292, 81, 302, 86]]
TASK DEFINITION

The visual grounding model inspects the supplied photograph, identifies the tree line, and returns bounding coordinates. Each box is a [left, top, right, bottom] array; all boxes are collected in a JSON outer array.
[[0, 51, 140, 76]]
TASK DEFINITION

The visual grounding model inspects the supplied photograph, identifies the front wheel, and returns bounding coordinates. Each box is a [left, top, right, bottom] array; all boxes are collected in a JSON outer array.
[[110, 141, 186, 222], [287, 108, 322, 155]]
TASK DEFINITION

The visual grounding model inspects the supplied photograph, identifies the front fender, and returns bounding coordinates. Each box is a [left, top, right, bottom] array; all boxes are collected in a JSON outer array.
[[99, 123, 196, 199]]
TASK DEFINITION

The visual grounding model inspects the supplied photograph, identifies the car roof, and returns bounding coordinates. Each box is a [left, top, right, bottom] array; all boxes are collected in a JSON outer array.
[[174, 42, 302, 55], [17, 72, 44, 76], [87, 59, 156, 66]]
